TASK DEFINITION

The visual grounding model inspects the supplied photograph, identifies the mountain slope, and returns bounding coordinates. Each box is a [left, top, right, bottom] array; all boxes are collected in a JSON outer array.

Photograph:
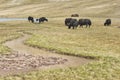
[[0, 0, 119, 18]]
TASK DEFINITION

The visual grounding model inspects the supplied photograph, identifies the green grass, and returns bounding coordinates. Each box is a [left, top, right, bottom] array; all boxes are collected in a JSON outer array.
[[0, 21, 41, 54], [0, 18, 120, 80], [0, 27, 21, 54], [25, 19, 120, 58], [0, 32, 20, 54], [0, 0, 120, 80]]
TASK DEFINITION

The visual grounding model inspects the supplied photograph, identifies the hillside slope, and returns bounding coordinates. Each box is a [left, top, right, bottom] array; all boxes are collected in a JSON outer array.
[[0, 0, 119, 18]]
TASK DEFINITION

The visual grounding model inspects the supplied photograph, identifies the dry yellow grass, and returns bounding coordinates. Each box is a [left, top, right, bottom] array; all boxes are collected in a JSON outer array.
[[0, 18, 120, 80], [0, 0, 120, 80], [0, 0, 120, 18]]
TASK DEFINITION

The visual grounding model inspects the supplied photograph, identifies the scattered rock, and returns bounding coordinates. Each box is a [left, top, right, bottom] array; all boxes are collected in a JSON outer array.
[[0, 53, 67, 71]]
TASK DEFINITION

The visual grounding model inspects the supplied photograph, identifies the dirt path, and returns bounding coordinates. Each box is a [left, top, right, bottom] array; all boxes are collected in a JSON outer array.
[[1, 33, 92, 76]]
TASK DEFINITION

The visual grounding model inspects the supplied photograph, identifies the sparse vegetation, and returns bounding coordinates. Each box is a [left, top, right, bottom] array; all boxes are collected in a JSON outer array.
[[0, 19, 119, 80], [0, 0, 120, 80], [0, 0, 120, 18]]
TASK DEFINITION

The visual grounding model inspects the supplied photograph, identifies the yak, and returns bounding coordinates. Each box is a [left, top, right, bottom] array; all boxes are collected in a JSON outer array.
[[28, 16, 34, 23], [38, 17, 48, 23], [78, 19, 92, 28], [104, 19, 111, 26], [65, 18, 72, 26], [65, 18, 79, 29], [71, 14, 79, 17]]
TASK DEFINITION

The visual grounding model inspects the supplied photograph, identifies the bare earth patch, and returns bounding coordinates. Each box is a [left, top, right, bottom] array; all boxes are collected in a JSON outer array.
[[1, 33, 92, 76], [0, 52, 67, 76]]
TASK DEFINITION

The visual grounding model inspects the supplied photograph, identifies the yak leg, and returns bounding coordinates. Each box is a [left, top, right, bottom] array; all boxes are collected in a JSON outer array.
[[80, 25, 83, 28], [68, 26, 71, 29], [72, 26, 75, 29], [104, 23, 106, 26], [86, 24, 88, 28], [75, 26, 77, 29], [32, 20, 34, 23], [89, 25, 90, 28]]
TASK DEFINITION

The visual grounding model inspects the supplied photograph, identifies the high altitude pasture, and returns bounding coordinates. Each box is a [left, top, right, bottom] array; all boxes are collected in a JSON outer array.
[[0, 0, 120, 80]]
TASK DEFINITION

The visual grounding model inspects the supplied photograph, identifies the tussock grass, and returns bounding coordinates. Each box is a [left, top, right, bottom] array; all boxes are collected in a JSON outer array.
[[0, 27, 21, 53], [25, 18, 120, 58], [0, 0, 120, 79], [23, 18, 119, 80], [0, 21, 41, 54], [0, 18, 120, 80]]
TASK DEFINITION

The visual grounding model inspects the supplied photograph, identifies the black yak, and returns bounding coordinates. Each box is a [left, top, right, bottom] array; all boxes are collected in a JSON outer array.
[[65, 18, 79, 29], [38, 17, 48, 23], [65, 18, 72, 26], [28, 16, 34, 23], [78, 19, 92, 28], [104, 19, 111, 26], [71, 14, 79, 17]]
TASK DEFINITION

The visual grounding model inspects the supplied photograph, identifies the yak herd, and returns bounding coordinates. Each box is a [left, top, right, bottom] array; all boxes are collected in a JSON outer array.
[[65, 18, 92, 29], [65, 18, 111, 29], [28, 16, 48, 23], [28, 16, 111, 29]]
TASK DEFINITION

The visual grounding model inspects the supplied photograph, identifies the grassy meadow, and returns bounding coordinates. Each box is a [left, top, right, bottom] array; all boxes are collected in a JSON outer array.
[[0, 0, 120, 80]]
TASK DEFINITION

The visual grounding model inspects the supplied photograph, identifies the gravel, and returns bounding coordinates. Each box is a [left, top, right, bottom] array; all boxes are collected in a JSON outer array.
[[0, 52, 68, 71]]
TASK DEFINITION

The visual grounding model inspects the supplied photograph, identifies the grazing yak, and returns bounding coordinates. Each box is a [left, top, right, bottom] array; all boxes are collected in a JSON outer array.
[[78, 19, 92, 28], [104, 19, 111, 26], [65, 18, 72, 26], [65, 18, 79, 29], [71, 14, 79, 17], [28, 16, 34, 23], [38, 17, 48, 23]]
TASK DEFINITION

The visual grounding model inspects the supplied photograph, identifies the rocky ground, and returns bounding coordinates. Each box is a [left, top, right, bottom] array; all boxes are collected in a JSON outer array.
[[0, 52, 67, 71], [0, 33, 91, 76]]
